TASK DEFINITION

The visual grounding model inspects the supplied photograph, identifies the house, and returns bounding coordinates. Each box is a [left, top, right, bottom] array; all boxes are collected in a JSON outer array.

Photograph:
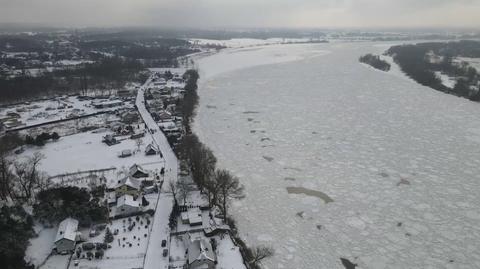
[[187, 239, 216, 269], [129, 164, 149, 178], [116, 194, 140, 216], [145, 143, 161, 156], [158, 111, 173, 122], [54, 218, 79, 254], [115, 176, 141, 197]]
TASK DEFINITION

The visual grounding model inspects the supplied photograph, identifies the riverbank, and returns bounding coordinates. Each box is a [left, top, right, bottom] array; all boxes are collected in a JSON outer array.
[[191, 42, 480, 268]]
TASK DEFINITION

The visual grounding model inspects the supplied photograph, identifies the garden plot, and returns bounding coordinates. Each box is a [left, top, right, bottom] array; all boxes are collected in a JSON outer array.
[[70, 215, 152, 269], [16, 130, 163, 177]]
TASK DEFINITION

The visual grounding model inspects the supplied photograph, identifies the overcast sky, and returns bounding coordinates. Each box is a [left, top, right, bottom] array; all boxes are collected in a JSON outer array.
[[0, 0, 479, 29]]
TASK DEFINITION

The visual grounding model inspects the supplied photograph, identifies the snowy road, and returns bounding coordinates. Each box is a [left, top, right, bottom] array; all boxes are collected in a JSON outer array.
[[136, 75, 178, 269]]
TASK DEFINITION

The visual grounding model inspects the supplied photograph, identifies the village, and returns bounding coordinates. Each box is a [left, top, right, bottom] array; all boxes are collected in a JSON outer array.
[[0, 67, 253, 269]]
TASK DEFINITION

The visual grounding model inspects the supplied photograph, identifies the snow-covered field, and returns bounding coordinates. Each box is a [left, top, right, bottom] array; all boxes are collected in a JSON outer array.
[[16, 130, 162, 177], [194, 42, 480, 268]]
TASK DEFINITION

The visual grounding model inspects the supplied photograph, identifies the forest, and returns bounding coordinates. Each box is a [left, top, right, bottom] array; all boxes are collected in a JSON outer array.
[[387, 41, 480, 100]]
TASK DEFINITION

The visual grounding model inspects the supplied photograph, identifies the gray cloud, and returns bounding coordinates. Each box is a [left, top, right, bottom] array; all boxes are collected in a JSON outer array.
[[0, 0, 479, 28]]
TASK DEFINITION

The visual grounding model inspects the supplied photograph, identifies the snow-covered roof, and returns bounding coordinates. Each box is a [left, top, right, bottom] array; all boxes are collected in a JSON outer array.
[[188, 238, 216, 265], [55, 218, 78, 243], [116, 175, 141, 190], [117, 194, 140, 208], [129, 164, 149, 178], [145, 143, 159, 154], [187, 208, 203, 225]]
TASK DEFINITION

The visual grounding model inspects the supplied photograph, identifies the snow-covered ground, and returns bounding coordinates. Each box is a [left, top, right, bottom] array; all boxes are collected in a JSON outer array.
[[16, 130, 161, 177], [455, 57, 480, 71], [194, 42, 480, 268], [25, 224, 58, 267], [435, 71, 457, 89], [215, 235, 247, 269]]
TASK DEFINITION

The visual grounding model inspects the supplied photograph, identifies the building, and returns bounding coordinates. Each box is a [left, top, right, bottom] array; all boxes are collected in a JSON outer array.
[[116, 194, 140, 216], [115, 176, 141, 197], [187, 239, 216, 269], [145, 143, 161, 156], [54, 218, 79, 254], [157, 111, 173, 122], [129, 164, 149, 178], [182, 208, 203, 226]]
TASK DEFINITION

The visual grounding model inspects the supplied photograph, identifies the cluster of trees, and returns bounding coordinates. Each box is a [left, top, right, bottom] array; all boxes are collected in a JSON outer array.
[[0, 57, 146, 102], [25, 132, 60, 146], [359, 54, 391, 71], [387, 41, 480, 100], [181, 69, 200, 132], [176, 134, 244, 223], [33, 186, 108, 227], [0, 205, 35, 269]]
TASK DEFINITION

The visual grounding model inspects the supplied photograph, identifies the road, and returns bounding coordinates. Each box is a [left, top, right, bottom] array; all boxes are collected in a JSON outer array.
[[136, 75, 178, 269]]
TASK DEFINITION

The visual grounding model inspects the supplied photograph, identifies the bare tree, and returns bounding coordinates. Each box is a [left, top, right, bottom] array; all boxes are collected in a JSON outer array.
[[177, 178, 192, 205], [165, 180, 178, 204], [0, 150, 15, 201], [215, 169, 245, 223], [190, 144, 216, 191], [14, 152, 45, 202], [249, 246, 275, 267], [204, 177, 220, 207]]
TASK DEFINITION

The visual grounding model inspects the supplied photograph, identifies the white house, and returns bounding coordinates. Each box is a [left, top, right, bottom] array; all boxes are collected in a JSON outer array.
[[116, 194, 140, 216], [187, 238, 216, 269], [54, 218, 79, 254]]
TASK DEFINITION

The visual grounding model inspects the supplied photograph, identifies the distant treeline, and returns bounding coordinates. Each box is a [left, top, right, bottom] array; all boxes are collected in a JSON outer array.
[[359, 54, 391, 71], [0, 57, 146, 102], [386, 40, 480, 100]]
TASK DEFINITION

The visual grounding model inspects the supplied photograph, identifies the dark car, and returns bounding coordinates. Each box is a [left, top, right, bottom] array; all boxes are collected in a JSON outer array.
[[161, 240, 167, 247], [162, 249, 168, 257]]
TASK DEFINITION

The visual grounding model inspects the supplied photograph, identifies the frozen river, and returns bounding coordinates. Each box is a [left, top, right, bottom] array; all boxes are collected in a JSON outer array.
[[194, 42, 480, 269]]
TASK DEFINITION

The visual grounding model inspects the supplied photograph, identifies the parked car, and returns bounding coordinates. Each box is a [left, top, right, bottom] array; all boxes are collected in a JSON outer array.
[[162, 249, 168, 257], [161, 240, 166, 247]]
